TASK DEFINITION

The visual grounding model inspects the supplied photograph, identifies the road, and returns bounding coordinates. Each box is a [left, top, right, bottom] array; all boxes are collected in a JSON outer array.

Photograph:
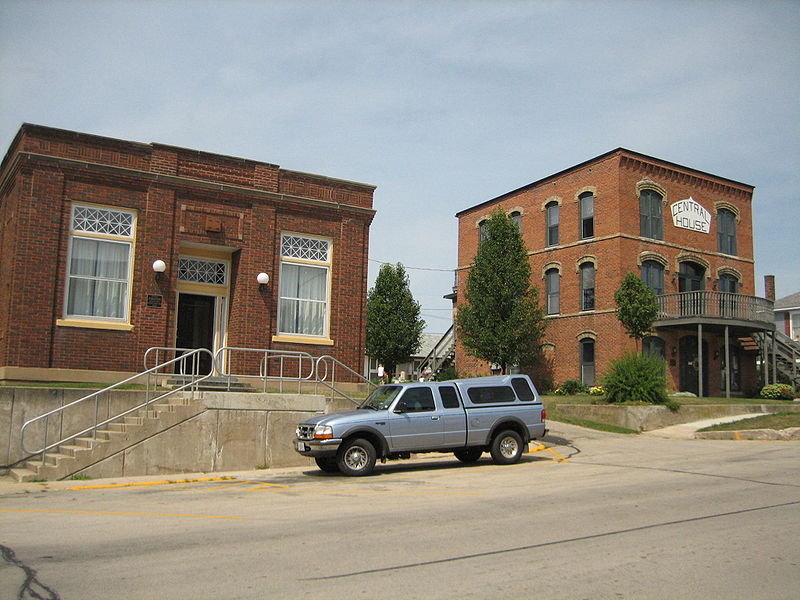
[[1, 423, 798, 599]]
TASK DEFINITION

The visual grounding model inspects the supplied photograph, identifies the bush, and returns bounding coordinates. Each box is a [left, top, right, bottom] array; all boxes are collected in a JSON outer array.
[[759, 383, 795, 400], [555, 379, 589, 395], [602, 352, 668, 404], [434, 365, 460, 381]]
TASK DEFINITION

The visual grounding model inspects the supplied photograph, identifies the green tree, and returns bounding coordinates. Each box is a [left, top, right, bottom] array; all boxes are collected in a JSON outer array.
[[366, 263, 425, 378], [614, 272, 659, 348], [456, 209, 547, 374]]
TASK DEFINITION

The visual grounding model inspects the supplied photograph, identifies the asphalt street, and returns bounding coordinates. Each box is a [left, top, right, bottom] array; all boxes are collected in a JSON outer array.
[[1, 423, 798, 600]]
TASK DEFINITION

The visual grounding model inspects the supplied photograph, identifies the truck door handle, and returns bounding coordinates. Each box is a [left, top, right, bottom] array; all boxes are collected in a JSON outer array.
[[431, 416, 440, 421]]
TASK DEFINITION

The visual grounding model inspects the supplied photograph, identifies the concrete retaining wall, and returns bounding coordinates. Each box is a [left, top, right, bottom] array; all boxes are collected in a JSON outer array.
[[554, 403, 800, 432], [1, 387, 357, 478]]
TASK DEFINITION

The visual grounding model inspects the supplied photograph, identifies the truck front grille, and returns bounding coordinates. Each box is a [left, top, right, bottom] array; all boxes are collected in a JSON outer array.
[[297, 424, 315, 441]]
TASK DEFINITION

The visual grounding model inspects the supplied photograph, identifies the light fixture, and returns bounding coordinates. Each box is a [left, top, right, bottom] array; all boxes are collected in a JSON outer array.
[[152, 260, 166, 281], [257, 272, 270, 290]]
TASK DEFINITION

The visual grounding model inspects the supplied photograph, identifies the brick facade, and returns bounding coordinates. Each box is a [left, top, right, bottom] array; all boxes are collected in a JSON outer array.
[[455, 149, 766, 396], [0, 124, 374, 381]]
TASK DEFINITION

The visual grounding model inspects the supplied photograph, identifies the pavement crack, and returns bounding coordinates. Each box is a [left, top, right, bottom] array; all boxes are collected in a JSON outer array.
[[0, 544, 60, 600]]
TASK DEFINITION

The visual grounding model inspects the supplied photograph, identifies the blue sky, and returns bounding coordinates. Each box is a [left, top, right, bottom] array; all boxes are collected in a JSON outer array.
[[2, 0, 798, 333]]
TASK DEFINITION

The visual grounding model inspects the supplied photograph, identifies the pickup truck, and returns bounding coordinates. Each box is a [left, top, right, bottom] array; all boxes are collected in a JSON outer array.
[[294, 374, 546, 476]]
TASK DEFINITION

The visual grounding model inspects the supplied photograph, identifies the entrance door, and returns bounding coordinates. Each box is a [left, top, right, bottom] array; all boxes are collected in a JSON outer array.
[[679, 335, 708, 396], [679, 261, 705, 316], [176, 293, 216, 374]]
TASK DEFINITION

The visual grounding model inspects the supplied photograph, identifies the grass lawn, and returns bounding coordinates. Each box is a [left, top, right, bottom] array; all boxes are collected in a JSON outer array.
[[542, 394, 790, 406], [698, 412, 800, 432]]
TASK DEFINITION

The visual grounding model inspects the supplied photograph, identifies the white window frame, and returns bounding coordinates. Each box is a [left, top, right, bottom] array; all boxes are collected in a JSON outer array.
[[277, 233, 332, 339], [64, 204, 136, 323]]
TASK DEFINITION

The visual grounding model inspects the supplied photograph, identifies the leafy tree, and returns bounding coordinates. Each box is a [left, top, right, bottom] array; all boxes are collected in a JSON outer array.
[[614, 273, 659, 348], [456, 209, 547, 374], [366, 263, 425, 378]]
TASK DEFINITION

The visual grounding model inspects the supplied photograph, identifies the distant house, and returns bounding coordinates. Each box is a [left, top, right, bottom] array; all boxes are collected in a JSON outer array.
[[774, 291, 800, 341], [364, 333, 444, 381]]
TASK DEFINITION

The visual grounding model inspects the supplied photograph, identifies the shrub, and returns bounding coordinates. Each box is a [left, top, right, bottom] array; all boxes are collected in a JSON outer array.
[[602, 352, 668, 404], [556, 379, 589, 395], [434, 365, 460, 381], [759, 383, 795, 400]]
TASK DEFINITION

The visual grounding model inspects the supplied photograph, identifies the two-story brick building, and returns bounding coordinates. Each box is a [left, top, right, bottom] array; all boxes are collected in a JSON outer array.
[[455, 148, 775, 397], [0, 124, 375, 383]]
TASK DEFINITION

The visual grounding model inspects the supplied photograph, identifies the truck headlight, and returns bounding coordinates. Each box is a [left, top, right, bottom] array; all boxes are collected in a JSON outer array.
[[313, 424, 333, 439]]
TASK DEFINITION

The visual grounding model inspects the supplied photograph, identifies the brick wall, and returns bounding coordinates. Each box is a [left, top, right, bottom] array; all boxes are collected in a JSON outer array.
[[0, 125, 374, 380]]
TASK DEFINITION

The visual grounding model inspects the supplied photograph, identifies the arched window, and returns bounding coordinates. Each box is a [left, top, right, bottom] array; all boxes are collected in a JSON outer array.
[[478, 220, 489, 243], [642, 336, 666, 359], [641, 260, 665, 296], [545, 268, 560, 315], [509, 211, 522, 232], [580, 339, 595, 386], [546, 201, 559, 246], [717, 209, 737, 255], [579, 262, 595, 311], [639, 189, 663, 240], [579, 192, 594, 239]]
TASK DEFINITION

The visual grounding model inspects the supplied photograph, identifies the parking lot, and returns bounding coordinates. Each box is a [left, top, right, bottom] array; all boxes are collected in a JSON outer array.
[[1, 423, 798, 599]]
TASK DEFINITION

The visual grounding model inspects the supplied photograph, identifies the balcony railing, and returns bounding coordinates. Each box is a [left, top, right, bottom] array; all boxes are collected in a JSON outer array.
[[655, 291, 773, 326]]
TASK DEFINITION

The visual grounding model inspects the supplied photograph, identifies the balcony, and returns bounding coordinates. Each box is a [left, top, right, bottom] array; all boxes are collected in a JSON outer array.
[[655, 291, 774, 330]]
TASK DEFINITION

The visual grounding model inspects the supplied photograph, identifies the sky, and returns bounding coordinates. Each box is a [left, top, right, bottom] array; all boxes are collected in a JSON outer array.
[[1, 0, 798, 333]]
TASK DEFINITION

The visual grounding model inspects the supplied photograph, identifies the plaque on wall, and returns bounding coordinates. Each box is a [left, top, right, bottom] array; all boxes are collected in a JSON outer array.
[[147, 294, 163, 308]]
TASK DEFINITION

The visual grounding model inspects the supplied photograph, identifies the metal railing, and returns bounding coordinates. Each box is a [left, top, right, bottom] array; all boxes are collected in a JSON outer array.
[[214, 347, 316, 393], [315, 354, 378, 405], [418, 325, 456, 378], [20, 348, 216, 461], [656, 291, 773, 325]]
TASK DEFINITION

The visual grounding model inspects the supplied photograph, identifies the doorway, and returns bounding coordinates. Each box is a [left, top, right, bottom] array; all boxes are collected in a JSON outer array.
[[176, 293, 216, 375], [679, 335, 708, 396]]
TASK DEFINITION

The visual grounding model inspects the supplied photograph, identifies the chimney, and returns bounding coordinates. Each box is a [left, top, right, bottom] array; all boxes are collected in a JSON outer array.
[[764, 275, 775, 301]]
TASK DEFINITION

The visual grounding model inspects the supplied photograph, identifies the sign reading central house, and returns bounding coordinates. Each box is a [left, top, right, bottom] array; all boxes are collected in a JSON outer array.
[[671, 197, 710, 233]]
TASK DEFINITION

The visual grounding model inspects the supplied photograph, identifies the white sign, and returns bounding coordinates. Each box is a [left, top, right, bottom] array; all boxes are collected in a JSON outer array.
[[670, 197, 710, 233]]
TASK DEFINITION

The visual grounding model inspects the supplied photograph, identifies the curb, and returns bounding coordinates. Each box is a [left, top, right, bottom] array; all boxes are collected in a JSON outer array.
[[694, 427, 800, 441]]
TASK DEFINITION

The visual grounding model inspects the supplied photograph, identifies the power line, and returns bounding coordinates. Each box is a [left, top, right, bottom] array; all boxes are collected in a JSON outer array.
[[369, 259, 453, 272]]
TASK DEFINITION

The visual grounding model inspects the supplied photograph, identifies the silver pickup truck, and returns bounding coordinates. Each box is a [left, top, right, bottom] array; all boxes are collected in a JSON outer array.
[[294, 374, 546, 476]]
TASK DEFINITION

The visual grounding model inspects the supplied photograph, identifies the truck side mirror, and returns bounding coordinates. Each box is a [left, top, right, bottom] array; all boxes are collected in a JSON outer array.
[[393, 401, 408, 414]]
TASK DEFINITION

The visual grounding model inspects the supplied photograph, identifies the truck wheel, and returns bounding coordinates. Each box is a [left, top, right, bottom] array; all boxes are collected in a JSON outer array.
[[453, 448, 483, 463], [490, 430, 523, 465], [337, 438, 376, 476], [314, 456, 339, 473]]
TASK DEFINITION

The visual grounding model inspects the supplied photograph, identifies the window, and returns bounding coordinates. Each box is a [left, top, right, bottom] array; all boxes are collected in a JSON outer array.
[[579, 192, 594, 239], [478, 219, 489, 243], [545, 268, 560, 315], [580, 263, 595, 311], [580, 339, 595, 386], [439, 386, 461, 409], [467, 386, 517, 404], [510, 211, 521, 232], [718, 273, 738, 293], [546, 202, 559, 246], [717, 209, 737, 255], [178, 257, 227, 285], [66, 204, 135, 321], [641, 260, 665, 296], [511, 377, 535, 401], [642, 336, 666, 359], [278, 234, 331, 337], [399, 387, 435, 412], [639, 189, 663, 240]]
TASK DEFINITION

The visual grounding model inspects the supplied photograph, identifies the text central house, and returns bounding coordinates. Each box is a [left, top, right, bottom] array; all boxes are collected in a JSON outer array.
[[0, 124, 375, 382]]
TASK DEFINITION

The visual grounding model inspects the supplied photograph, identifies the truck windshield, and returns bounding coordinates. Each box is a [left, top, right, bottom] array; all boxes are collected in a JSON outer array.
[[360, 385, 402, 410]]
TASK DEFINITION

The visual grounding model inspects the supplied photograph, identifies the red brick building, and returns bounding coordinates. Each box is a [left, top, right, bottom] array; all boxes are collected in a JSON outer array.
[[455, 149, 775, 397], [0, 124, 375, 382]]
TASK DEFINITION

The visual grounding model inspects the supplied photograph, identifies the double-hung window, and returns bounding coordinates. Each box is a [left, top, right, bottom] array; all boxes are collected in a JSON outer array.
[[579, 192, 594, 239], [639, 189, 663, 240], [545, 202, 559, 246], [66, 204, 135, 321], [579, 263, 595, 311], [545, 268, 560, 315], [278, 234, 331, 338], [641, 260, 665, 296], [717, 209, 737, 255]]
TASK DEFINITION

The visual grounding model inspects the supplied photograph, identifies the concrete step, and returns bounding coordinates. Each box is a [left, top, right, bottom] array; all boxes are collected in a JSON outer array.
[[58, 444, 90, 458], [75, 436, 110, 449], [10, 467, 38, 482]]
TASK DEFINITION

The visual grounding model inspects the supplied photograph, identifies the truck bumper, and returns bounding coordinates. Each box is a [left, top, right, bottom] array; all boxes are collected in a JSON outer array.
[[294, 438, 342, 457]]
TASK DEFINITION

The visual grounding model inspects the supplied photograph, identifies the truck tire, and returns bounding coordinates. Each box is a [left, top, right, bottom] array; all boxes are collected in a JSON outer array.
[[314, 456, 340, 473], [490, 430, 523, 465], [453, 447, 483, 463], [337, 438, 377, 476]]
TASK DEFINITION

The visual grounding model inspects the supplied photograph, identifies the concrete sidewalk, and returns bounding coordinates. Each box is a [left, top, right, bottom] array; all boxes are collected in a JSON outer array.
[[641, 414, 766, 439]]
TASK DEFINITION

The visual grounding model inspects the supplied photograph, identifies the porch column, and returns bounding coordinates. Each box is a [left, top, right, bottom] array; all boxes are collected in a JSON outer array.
[[724, 325, 730, 399], [697, 323, 703, 398], [772, 331, 777, 384]]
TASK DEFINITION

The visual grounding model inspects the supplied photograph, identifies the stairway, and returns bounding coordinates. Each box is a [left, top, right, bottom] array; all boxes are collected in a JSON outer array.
[[10, 394, 205, 482]]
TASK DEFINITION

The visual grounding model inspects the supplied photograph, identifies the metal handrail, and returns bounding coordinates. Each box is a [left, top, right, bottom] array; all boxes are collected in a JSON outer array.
[[214, 347, 316, 392], [419, 325, 456, 377], [656, 291, 773, 325], [315, 354, 378, 404], [20, 348, 216, 459]]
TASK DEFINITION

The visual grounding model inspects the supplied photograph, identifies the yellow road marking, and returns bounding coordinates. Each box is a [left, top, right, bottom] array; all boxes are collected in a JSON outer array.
[[0, 508, 242, 520], [66, 477, 232, 491], [527, 444, 568, 462]]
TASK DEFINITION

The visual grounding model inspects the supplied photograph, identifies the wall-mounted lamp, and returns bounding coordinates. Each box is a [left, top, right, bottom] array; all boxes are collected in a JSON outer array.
[[671, 346, 677, 357], [257, 272, 270, 290], [152, 259, 166, 281]]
